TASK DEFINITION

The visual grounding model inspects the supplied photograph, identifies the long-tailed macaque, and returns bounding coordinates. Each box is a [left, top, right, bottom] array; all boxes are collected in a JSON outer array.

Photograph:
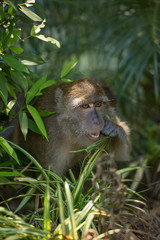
[[13, 78, 130, 176]]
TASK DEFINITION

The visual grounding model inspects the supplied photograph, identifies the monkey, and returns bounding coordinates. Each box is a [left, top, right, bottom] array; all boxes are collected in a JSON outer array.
[[13, 78, 130, 176]]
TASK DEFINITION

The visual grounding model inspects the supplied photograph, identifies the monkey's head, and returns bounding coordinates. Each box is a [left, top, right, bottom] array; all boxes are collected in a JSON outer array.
[[55, 78, 111, 146]]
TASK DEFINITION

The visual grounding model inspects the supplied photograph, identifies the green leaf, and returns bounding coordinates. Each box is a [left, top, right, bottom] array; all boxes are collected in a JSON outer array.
[[2, 54, 29, 73], [6, 100, 16, 115], [153, 52, 159, 99], [65, 182, 78, 240], [31, 20, 46, 36], [19, 111, 28, 141], [43, 181, 51, 236], [7, 84, 17, 99], [39, 80, 56, 92], [27, 105, 48, 140], [7, 29, 21, 46], [8, 140, 49, 180], [57, 183, 66, 235], [10, 47, 24, 54], [10, 70, 28, 93], [0, 137, 19, 164], [0, 91, 7, 106], [28, 118, 41, 135], [35, 34, 60, 48], [38, 109, 54, 117], [0, 72, 8, 104], [19, 6, 42, 22], [26, 75, 47, 104], [33, 2, 46, 20], [0, 172, 23, 177], [20, 55, 45, 66], [2, 23, 14, 48], [60, 60, 78, 78]]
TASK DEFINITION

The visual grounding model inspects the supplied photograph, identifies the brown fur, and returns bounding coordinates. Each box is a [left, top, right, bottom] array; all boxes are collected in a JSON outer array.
[[13, 78, 130, 176]]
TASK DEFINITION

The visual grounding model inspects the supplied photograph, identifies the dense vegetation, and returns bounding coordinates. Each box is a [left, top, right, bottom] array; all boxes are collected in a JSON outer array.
[[0, 0, 160, 239]]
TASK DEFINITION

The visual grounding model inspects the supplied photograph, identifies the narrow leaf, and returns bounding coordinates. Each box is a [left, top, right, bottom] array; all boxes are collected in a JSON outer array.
[[57, 183, 66, 235], [38, 109, 54, 117], [0, 72, 8, 104], [0, 172, 23, 177], [19, 6, 42, 22], [2, 54, 29, 73], [27, 105, 48, 140], [6, 100, 16, 115], [8, 140, 49, 180], [43, 181, 51, 236], [35, 34, 60, 48], [0, 91, 7, 106], [39, 80, 56, 92], [26, 75, 47, 104], [20, 55, 45, 66], [19, 111, 28, 141], [10, 70, 28, 93], [10, 47, 24, 54], [65, 182, 78, 239], [0, 137, 19, 164], [153, 52, 159, 99], [14, 180, 37, 213], [28, 118, 41, 135], [61, 60, 78, 78]]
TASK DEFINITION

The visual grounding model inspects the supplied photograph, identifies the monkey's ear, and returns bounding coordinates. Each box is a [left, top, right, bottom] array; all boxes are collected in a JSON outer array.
[[103, 85, 117, 107], [94, 79, 117, 107]]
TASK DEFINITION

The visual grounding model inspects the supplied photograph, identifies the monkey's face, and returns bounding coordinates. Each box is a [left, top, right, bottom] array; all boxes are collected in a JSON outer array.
[[74, 101, 106, 142], [56, 79, 109, 146]]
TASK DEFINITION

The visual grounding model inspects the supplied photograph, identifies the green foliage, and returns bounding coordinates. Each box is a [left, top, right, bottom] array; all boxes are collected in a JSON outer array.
[[0, 1, 159, 239], [0, 0, 60, 157], [0, 137, 19, 164]]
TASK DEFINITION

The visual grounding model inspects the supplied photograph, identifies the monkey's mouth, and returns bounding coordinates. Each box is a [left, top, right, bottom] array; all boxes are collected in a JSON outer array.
[[86, 133, 101, 142]]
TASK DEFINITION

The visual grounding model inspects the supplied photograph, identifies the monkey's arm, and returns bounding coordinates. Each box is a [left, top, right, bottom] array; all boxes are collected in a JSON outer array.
[[101, 117, 131, 161]]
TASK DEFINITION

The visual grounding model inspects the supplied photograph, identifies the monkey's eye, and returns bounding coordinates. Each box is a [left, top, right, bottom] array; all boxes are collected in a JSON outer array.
[[95, 102, 102, 108], [81, 104, 90, 109]]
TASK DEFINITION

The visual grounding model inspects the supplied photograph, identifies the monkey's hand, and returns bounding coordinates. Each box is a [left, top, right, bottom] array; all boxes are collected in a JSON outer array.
[[101, 119, 126, 140], [101, 119, 130, 162]]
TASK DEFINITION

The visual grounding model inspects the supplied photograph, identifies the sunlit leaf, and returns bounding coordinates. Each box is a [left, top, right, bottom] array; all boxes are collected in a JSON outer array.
[[43, 181, 51, 236], [65, 182, 78, 240], [30, 20, 46, 36], [35, 34, 60, 48], [6, 100, 16, 115], [19, 6, 42, 22], [19, 111, 28, 141], [0, 137, 19, 164], [60, 60, 78, 78]]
